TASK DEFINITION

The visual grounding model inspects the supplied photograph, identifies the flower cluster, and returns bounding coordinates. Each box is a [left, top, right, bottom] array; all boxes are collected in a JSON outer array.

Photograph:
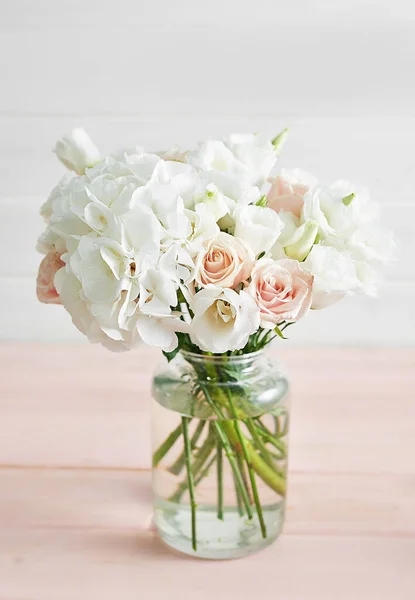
[[36, 129, 394, 354]]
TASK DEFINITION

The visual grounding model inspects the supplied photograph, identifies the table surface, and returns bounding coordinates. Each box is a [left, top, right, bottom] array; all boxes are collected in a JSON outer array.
[[1, 343, 414, 599]]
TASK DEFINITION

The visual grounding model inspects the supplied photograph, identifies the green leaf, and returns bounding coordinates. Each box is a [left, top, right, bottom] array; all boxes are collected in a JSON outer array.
[[342, 193, 355, 206], [255, 195, 267, 207], [274, 325, 287, 340], [281, 322, 294, 332], [271, 128, 289, 155], [162, 346, 181, 363], [257, 251, 266, 260]]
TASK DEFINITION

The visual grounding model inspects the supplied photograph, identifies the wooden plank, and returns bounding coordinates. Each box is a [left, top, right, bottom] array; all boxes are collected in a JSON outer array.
[[0, 468, 414, 599], [0, 345, 414, 471], [0, 469, 414, 538], [0, 529, 414, 599], [0, 344, 414, 598]]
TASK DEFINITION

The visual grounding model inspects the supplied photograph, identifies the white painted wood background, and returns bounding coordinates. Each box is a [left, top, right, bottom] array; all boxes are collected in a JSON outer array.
[[0, 0, 414, 345]]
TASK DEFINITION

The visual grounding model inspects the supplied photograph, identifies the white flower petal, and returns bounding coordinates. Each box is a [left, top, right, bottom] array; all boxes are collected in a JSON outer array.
[[190, 286, 260, 353], [234, 205, 284, 256], [55, 128, 101, 175]]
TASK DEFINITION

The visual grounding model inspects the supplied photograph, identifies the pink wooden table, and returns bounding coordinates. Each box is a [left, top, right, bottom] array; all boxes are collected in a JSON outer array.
[[1, 343, 414, 599]]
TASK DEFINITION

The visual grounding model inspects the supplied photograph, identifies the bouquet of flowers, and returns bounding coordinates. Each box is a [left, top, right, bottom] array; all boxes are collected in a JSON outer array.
[[36, 128, 395, 557]]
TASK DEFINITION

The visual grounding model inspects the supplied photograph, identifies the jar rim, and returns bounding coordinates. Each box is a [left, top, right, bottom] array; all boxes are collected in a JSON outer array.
[[180, 349, 265, 364]]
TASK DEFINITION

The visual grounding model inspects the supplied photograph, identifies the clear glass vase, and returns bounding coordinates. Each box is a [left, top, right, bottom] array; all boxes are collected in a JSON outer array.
[[151, 350, 290, 559]]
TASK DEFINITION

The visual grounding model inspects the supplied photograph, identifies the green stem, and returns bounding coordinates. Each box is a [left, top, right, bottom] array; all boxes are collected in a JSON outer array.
[[245, 418, 278, 472], [254, 419, 287, 456], [216, 438, 224, 520], [236, 452, 253, 505], [182, 416, 197, 552], [233, 471, 245, 516], [169, 420, 206, 475], [223, 422, 286, 496], [200, 377, 286, 496], [152, 421, 184, 467], [169, 425, 216, 503], [211, 418, 253, 520], [227, 394, 267, 538], [200, 384, 253, 518]]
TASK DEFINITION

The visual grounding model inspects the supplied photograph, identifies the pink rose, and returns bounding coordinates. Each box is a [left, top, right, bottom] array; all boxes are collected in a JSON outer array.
[[247, 258, 313, 327], [195, 232, 254, 289], [36, 252, 65, 304], [267, 169, 317, 218]]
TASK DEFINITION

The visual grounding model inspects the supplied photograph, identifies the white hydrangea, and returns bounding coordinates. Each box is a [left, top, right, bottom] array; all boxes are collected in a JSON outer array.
[[40, 142, 191, 351], [187, 134, 277, 201]]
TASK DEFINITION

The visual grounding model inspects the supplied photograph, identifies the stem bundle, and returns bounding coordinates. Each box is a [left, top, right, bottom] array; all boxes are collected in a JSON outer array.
[[152, 358, 288, 552]]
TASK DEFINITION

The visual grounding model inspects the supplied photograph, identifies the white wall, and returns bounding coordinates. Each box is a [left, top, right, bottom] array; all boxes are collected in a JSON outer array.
[[0, 1, 414, 345]]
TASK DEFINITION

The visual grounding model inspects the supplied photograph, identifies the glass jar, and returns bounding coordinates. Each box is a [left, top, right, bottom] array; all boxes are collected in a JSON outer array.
[[151, 350, 290, 559]]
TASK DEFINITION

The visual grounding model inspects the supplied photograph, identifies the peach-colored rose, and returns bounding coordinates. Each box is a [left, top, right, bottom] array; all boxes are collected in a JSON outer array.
[[266, 170, 317, 218], [36, 252, 65, 304], [247, 258, 313, 327], [194, 232, 254, 289]]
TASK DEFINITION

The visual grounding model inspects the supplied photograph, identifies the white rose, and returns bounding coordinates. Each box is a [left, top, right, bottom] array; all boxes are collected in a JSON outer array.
[[303, 245, 361, 309], [55, 128, 101, 175], [234, 204, 284, 256], [190, 287, 260, 353]]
